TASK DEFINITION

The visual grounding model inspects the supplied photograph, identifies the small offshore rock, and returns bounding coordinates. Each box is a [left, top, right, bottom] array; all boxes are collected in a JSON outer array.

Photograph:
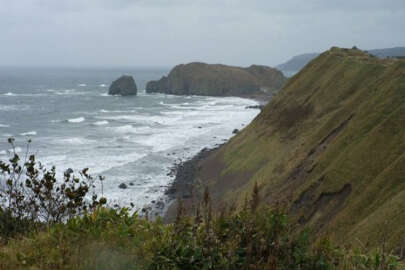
[[108, 75, 138, 96], [232, 129, 239, 134], [118, 183, 128, 189]]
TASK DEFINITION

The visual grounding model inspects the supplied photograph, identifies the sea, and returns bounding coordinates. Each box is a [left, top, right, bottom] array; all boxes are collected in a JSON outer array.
[[0, 67, 260, 211]]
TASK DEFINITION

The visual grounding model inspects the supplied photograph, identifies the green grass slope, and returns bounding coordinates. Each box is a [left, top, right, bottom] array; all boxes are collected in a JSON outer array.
[[197, 47, 405, 250]]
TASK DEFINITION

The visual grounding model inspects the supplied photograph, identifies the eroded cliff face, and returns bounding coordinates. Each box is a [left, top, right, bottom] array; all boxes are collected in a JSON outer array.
[[189, 47, 405, 249], [146, 62, 286, 96]]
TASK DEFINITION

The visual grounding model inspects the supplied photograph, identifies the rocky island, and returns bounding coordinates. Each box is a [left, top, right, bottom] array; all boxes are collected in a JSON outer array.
[[108, 75, 138, 96], [146, 62, 286, 97]]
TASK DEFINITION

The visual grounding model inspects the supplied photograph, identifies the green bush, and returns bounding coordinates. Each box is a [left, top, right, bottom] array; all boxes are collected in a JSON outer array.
[[0, 144, 402, 269], [0, 138, 106, 240]]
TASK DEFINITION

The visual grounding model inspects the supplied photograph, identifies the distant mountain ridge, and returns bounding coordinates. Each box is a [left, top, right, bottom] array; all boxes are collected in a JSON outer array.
[[277, 46, 405, 76]]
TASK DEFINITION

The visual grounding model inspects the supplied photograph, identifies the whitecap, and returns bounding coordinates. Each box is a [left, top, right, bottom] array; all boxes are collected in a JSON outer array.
[[93, 120, 109, 126], [56, 137, 94, 145], [67, 117, 85, 123], [99, 84, 107, 87], [3, 92, 16, 96], [0, 124, 10, 128], [78, 83, 87, 87], [0, 105, 30, 111], [100, 93, 109, 97], [47, 89, 85, 96], [111, 125, 151, 134], [112, 125, 136, 134], [5, 147, 22, 154], [0, 150, 6, 155], [20, 131, 37, 136], [99, 109, 109, 113]]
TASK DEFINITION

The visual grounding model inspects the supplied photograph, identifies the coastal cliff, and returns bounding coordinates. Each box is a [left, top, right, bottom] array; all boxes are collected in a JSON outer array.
[[167, 47, 405, 250], [146, 62, 286, 97]]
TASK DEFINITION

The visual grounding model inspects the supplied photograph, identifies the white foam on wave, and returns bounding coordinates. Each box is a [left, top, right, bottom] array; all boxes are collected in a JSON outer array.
[[93, 120, 109, 126], [99, 84, 107, 87], [20, 131, 37, 136], [0, 104, 30, 111], [100, 93, 109, 97], [110, 125, 151, 134], [67, 117, 85, 123], [43, 150, 146, 176], [2, 91, 48, 97], [99, 114, 180, 126], [55, 137, 95, 145], [3, 147, 23, 154], [0, 124, 10, 128], [98, 109, 137, 114], [47, 89, 85, 96], [78, 83, 87, 87]]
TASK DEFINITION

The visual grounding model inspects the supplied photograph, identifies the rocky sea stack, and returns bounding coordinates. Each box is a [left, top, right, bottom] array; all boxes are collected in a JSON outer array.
[[146, 63, 286, 97], [108, 75, 138, 96]]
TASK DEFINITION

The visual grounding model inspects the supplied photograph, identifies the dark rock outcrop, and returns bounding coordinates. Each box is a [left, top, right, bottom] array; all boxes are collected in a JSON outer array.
[[146, 63, 286, 97], [108, 75, 138, 96], [118, 183, 128, 189]]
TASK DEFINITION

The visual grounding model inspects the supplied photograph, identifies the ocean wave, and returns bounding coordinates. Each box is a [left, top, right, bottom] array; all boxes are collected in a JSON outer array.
[[93, 120, 109, 126], [78, 83, 87, 87], [2, 91, 49, 97], [100, 114, 172, 126], [0, 105, 30, 111], [0, 124, 10, 128], [56, 137, 95, 145], [98, 109, 137, 113], [3, 147, 23, 154], [99, 84, 107, 87], [100, 93, 109, 97], [67, 117, 85, 123], [112, 125, 136, 134], [111, 125, 151, 134], [20, 131, 37, 136], [47, 89, 86, 96]]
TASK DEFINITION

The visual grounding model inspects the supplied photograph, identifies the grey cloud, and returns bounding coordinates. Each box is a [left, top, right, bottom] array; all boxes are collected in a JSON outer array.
[[0, 0, 404, 67]]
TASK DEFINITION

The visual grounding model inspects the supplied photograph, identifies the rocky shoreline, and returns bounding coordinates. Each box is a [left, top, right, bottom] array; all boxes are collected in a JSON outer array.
[[140, 145, 222, 221], [144, 96, 265, 220]]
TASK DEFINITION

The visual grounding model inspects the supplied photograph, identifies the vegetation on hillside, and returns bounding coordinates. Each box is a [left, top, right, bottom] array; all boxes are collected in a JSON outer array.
[[191, 47, 405, 251], [0, 147, 403, 269]]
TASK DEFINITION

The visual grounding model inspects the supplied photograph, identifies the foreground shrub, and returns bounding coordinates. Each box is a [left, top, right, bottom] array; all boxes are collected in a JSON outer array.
[[0, 138, 106, 240], [0, 144, 402, 269], [0, 206, 402, 270]]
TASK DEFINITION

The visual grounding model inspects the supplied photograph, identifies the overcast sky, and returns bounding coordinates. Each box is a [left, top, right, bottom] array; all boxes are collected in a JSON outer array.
[[1, 0, 404, 67]]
